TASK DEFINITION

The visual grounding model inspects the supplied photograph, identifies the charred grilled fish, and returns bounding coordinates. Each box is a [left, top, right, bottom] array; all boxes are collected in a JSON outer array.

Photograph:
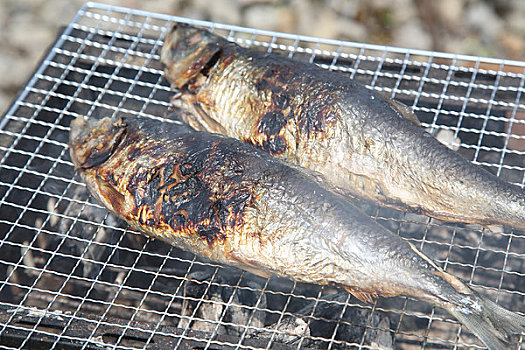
[[69, 115, 524, 350], [161, 24, 525, 230]]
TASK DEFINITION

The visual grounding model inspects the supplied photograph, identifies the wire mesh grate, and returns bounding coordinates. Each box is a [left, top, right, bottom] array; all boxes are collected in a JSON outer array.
[[0, 2, 524, 349]]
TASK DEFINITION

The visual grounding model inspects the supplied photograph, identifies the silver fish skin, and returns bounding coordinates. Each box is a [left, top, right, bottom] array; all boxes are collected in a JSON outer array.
[[69, 115, 525, 350], [161, 24, 525, 230]]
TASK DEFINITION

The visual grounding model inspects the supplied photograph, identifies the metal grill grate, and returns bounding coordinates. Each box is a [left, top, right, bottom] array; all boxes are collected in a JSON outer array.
[[1, 2, 524, 349]]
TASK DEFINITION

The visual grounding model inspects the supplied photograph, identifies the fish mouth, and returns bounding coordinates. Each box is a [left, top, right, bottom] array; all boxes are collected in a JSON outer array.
[[69, 117, 126, 170]]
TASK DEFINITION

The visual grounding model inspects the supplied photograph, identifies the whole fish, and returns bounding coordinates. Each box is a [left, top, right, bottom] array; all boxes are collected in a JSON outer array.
[[161, 24, 525, 230], [69, 115, 525, 349]]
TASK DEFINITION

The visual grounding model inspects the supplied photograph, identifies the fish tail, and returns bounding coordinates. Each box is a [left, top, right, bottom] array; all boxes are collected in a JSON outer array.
[[448, 293, 525, 350]]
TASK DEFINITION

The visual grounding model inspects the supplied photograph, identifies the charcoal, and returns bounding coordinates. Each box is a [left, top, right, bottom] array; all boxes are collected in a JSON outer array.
[[263, 315, 310, 344], [296, 292, 393, 349], [179, 270, 267, 337]]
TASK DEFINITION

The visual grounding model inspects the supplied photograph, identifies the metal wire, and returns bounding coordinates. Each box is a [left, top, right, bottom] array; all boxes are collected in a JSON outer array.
[[0, 2, 524, 349]]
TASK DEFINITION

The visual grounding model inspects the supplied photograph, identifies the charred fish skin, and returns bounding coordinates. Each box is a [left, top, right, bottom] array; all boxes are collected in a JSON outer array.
[[70, 115, 524, 350], [161, 24, 525, 230]]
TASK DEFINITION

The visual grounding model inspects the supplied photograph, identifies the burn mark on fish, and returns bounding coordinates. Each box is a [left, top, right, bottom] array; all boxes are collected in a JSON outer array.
[[263, 69, 277, 79], [120, 134, 261, 247], [102, 169, 119, 187], [127, 168, 162, 208], [196, 225, 225, 247], [126, 142, 168, 162], [296, 95, 337, 136], [270, 85, 283, 94], [256, 79, 270, 91], [255, 111, 289, 155], [94, 174, 127, 216], [259, 135, 287, 155], [73, 115, 267, 248], [276, 70, 293, 84], [220, 191, 252, 226], [179, 162, 195, 176], [257, 111, 287, 135], [151, 169, 228, 248], [137, 205, 156, 226], [168, 210, 188, 229], [261, 64, 293, 84], [274, 92, 289, 109], [251, 61, 339, 142], [255, 78, 282, 95], [161, 176, 211, 222], [126, 146, 142, 162]]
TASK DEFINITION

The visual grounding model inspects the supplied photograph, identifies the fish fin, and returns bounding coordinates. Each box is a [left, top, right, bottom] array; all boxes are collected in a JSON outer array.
[[390, 99, 420, 126], [378, 91, 421, 126], [192, 103, 229, 134], [482, 224, 503, 233], [448, 293, 525, 350], [94, 175, 130, 217], [408, 242, 443, 273], [167, 91, 229, 135], [344, 286, 376, 304], [228, 252, 272, 278]]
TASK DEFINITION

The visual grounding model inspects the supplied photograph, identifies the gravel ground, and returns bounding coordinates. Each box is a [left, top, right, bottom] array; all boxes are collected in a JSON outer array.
[[1, 0, 524, 114]]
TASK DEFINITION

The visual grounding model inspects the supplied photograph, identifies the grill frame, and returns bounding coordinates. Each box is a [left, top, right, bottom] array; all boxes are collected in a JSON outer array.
[[0, 2, 524, 349]]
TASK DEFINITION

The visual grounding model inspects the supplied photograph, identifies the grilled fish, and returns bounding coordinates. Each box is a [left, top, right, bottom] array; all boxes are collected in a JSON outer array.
[[69, 115, 525, 350], [161, 24, 525, 230]]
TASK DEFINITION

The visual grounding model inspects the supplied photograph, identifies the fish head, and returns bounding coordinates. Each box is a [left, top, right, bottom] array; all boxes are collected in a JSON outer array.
[[69, 116, 134, 218], [161, 24, 222, 88], [69, 116, 126, 170]]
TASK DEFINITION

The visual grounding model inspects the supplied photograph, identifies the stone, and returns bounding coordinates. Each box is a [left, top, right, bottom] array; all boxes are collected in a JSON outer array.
[[391, 0, 418, 24], [464, 35, 499, 57], [39, 0, 84, 27], [499, 31, 525, 58], [338, 19, 368, 42], [306, 6, 340, 39], [443, 36, 470, 56], [138, 0, 175, 16], [0, 5, 8, 33], [466, 1, 503, 42], [506, 10, 525, 36], [0, 52, 34, 91], [8, 25, 55, 59], [435, 0, 465, 27], [288, 0, 317, 36], [178, 0, 242, 26], [243, 3, 291, 33], [0, 93, 11, 115], [392, 18, 432, 51], [327, 0, 360, 18], [4, 6, 35, 30], [369, 0, 399, 9], [5, 0, 46, 16], [206, 0, 243, 26]]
